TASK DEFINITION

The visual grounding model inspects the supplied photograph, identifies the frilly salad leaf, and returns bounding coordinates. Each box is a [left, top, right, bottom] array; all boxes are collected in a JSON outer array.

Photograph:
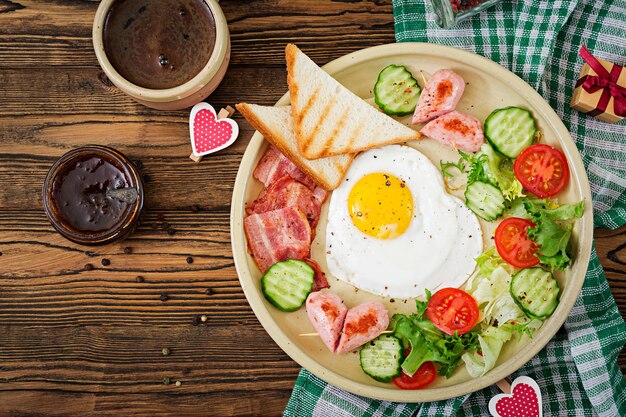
[[461, 325, 513, 377], [529, 217, 573, 270], [392, 314, 444, 376], [470, 144, 524, 200], [468, 267, 506, 306], [440, 143, 524, 205], [414, 288, 432, 320], [440, 159, 466, 178], [475, 246, 515, 277], [472, 266, 526, 326], [460, 143, 525, 200], [503, 197, 532, 219], [525, 198, 585, 221], [466, 248, 526, 327], [391, 312, 480, 378], [461, 321, 542, 377], [390, 265, 546, 380], [521, 198, 585, 270], [483, 293, 526, 328]]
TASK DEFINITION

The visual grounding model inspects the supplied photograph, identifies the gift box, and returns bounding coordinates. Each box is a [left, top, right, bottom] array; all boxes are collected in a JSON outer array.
[[570, 45, 626, 124]]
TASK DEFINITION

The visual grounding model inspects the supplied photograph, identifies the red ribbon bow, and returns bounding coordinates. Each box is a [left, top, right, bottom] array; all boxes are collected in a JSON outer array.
[[576, 45, 626, 118]]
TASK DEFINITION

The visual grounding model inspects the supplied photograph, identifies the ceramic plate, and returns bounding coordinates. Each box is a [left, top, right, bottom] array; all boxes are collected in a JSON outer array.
[[230, 43, 593, 402]]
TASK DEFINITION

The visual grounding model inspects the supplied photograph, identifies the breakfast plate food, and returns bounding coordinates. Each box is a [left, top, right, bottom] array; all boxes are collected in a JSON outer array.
[[230, 43, 593, 402]]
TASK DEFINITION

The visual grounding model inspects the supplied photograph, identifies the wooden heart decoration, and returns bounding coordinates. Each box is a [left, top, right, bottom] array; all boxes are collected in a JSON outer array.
[[489, 376, 542, 417], [189, 103, 238, 157]]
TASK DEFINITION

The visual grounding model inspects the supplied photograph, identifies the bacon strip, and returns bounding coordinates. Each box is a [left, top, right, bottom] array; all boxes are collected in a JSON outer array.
[[245, 146, 331, 291], [304, 257, 330, 292], [248, 175, 323, 228], [243, 207, 312, 273], [254, 145, 328, 204], [253, 145, 315, 189], [311, 185, 328, 208]]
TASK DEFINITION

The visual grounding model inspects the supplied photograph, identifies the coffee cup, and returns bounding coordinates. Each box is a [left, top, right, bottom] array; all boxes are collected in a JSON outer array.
[[93, 0, 230, 110]]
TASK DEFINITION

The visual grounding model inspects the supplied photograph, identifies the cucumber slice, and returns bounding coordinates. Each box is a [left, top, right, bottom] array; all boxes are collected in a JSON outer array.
[[510, 268, 560, 319], [464, 181, 505, 221], [261, 259, 314, 312], [374, 64, 421, 116], [484, 107, 536, 158], [360, 334, 404, 382]]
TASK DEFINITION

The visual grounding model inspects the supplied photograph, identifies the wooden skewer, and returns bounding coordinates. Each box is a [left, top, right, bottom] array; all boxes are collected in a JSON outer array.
[[419, 69, 428, 86], [495, 377, 512, 393], [299, 330, 393, 337]]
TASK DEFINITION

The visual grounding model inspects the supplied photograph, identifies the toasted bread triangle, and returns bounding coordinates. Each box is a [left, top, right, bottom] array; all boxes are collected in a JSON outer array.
[[236, 103, 354, 190], [286, 44, 422, 160]]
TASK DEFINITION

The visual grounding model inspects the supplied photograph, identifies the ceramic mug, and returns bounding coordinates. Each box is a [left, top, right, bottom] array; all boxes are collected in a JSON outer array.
[[92, 0, 230, 110]]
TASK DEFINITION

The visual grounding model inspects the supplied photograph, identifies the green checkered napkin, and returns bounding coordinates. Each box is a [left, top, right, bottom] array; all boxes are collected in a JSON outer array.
[[284, 1, 626, 415]]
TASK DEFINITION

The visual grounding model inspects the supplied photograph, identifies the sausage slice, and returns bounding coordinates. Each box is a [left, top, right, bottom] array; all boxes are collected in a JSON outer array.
[[420, 110, 485, 152], [306, 291, 348, 352], [336, 301, 389, 354], [412, 69, 465, 124]]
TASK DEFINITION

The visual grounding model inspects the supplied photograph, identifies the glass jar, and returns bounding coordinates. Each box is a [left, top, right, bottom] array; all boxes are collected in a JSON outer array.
[[42, 145, 144, 245], [431, 0, 503, 28]]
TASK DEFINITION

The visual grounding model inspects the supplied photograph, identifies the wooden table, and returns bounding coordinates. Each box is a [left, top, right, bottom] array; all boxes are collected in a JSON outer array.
[[1, 1, 624, 415]]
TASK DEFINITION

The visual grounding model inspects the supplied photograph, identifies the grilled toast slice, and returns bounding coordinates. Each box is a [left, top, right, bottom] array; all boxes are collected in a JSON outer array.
[[286, 44, 421, 159], [236, 103, 354, 190]]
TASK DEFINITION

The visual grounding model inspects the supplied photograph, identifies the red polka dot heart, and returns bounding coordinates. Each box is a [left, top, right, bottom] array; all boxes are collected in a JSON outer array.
[[190, 103, 239, 157], [489, 376, 542, 417]]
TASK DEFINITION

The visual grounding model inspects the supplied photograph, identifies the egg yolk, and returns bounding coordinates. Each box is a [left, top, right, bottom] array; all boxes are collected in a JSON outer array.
[[347, 173, 413, 239]]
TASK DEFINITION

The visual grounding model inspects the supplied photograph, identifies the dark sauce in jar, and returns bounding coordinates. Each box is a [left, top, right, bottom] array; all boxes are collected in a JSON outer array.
[[51, 156, 130, 233], [43, 146, 144, 246], [103, 0, 216, 90]]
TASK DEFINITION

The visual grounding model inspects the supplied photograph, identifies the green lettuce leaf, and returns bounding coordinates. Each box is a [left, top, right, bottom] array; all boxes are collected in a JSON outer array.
[[501, 198, 585, 270], [473, 246, 514, 277], [391, 313, 480, 378], [392, 315, 444, 376], [461, 326, 513, 377], [524, 198, 585, 221], [440, 158, 466, 178], [503, 197, 532, 219], [440, 143, 524, 201], [460, 320, 543, 377], [467, 249, 526, 327], [414, 288, 431, 320], [434, 331, 480, 378], [523, 199, 583, 270], [477, 144, 524, 200], [462, 144, 525, 200], [501, 320, 543, 339], [474, 266, 526, 327]]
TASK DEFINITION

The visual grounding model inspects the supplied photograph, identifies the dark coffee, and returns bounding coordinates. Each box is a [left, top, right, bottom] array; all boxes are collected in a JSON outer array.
[[103, 0, 216, 90]]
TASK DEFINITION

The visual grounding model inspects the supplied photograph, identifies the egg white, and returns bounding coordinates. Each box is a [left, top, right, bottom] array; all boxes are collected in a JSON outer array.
[[325, 145, 483, 299]]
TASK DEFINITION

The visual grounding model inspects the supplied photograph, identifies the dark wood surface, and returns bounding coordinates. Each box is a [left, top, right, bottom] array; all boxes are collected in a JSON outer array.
[[0, 1, 624, 416]]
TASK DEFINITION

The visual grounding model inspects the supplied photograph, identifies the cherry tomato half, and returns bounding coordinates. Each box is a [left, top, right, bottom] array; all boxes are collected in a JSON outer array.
[[514, 144, 569, 198], [494, 217, 540, 268], [392, 362, 436, 390], [426, 288, 479, 335]]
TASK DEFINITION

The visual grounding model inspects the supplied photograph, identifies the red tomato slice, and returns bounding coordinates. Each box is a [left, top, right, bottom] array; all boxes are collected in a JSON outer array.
[[514, 144, 569, 198], [392, 362, 436, 390], [426, 288, 479, 335], [495, 217, 540, 268]]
